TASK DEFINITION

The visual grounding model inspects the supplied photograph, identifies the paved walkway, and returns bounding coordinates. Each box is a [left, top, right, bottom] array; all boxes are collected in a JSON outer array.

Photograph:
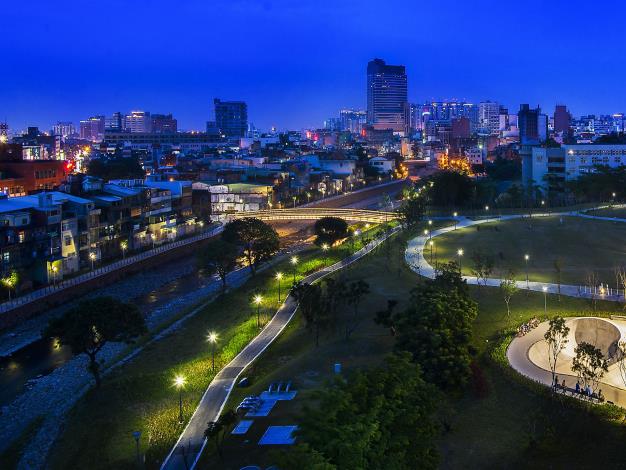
[[161, 227, 401, 470], [404, 210, 626, 301], [507, 318, 626, 407]]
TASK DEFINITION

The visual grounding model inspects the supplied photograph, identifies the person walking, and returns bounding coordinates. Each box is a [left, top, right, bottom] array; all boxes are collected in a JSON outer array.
[[575, 381, 580, 394]]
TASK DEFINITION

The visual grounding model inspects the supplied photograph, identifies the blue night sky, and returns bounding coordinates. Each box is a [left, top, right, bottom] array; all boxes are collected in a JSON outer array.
[[2, 0, 625, 132]]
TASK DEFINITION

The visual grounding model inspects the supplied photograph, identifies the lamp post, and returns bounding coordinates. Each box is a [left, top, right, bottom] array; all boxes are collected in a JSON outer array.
[[51, 265, 58, 286], [292, 196, 297, 208], [453, 212, 458, 230], [542, 286, 548, 315], [89, 252, 96, 270], [174, 375, 186, 424], [254, 294, 263, 328], [132, 431, 141, 466], [207, 332, 218, 372], [457, 249, 464, 271], [275, 272, 283, 303], [524, 254, 530, 289], [2, 276, 14, 301], [321, 243, 329, 264], [120, 240, 128, 259], [429, 240, 434, 264], [290, 256, 298, 284]]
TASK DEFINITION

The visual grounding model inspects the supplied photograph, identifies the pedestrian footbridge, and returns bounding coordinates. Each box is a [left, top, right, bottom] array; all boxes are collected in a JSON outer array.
[[232, 208, 398, 224]]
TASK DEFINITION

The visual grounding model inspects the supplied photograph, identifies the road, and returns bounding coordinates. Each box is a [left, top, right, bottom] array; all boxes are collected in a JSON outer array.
[[161, 227, 401, 470]]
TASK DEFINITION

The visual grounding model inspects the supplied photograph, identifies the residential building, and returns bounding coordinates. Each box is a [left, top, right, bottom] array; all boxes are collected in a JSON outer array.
[[151, 114, 178, 134], [478, 101, 501, 135], [366, 58, 408, 133], [79, 116, 105, 142]]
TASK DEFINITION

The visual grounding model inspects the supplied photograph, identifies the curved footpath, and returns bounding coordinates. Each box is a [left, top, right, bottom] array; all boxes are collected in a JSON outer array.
[[161, 226, 401, 470], [404, 209, 626, 405], [405, 210, 626, 301], [507, 319, 626, 407]]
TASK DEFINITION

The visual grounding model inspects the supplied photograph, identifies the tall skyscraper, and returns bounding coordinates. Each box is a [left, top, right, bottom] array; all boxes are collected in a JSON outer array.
[[124, 111, 152, 133], [518, 104, 546, 144], [79, 116, 105, 142], [214, 99, 248, 138], [366, 58, 408, 133], [151, 114, 178, 133], [478, 101, 501, 135], [553, 105, 571, 135], [106, 112, 124, 131], [339, 109, 367, 133]]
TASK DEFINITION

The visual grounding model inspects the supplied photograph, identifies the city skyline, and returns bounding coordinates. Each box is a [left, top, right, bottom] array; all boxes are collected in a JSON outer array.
[[2, 0, 626, 131]]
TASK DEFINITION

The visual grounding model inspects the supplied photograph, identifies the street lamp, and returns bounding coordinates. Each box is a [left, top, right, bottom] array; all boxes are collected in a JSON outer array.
[[51, 265, 58, 286], [207, 332, 218, 372], [2, 276, 14, 301], [524, 254, 530, 288], [173, 375, 186, 423], [429, 240, 434, 264], [457, 249, 464, 271], [542, 286, 548, 315], [120, 240, 128, 259], [89, 252, 96, 270], [292, 196, 297, 208], [453, 212, 458, 230], [254, 294, 263, 328], [290, 256, 298, 284], [275, 272, 283, 302]]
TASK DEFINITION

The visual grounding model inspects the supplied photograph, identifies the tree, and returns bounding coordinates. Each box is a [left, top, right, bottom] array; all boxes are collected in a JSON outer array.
[[292, 282, 330, 347], [571, 342, 608, 394], [1, 270, 19, 300], [344, 280, 370, 340], [43, 297, 146, 386], [396, 191, 426, 228], [295, 353, 440, 469], [222, 218, 279, 274], [313, 217, 348, 247], [389, 269, 477, 390], [499, 271, 518, 317], [374, 299, 398, 335], [470, 251, 494, 287], [544, 316, 570, 389], [585, 271, 600, 311], [616, 341, 626, 392], [197, 240, 239, 291], [204, 410, 237, 459]]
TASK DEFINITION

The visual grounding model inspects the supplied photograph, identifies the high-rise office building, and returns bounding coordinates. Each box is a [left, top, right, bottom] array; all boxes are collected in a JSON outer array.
[[151, 114, 178, 133], [79, 116, 105, 142], [124, 111, 152, 133], [366, 59, 408, 133], [106, 112, 124, 131], [214, 99, 248, 138], [53, 122, 75, 138], [518, 104, 547, 144], [553, 105, 571, 135], [478, 101, 501, 135], [0, 123, 9, 141]]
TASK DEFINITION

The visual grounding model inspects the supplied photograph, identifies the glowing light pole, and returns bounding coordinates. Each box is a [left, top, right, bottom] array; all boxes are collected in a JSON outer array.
[[429, 240, 434, 264], [89, 252, 96, 270], [51, 265, 58, 286], [453, 212, 458, 230], [275, 272, 283, 303], [321, 243, 329, 264], [524, 254, 530, 289], [207, 332, 218, 372], [120, 240, 128, 259], [254, 294, 263, 328], [457, 249, 464, 271], [542, 286, 548, 315], [290, 256, 298, 284], [173, 375, 186, 423]]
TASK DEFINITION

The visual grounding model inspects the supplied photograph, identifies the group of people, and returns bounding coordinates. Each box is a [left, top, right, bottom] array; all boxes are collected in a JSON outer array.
[[553, 375, 605, 402], [516, 317, 540, 337]]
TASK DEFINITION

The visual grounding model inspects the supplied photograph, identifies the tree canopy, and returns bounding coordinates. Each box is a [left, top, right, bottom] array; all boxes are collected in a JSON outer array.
[[43, 296, 146, 386], [197, 239, 239, 290], [282, 353, 440, 469], [221, 217, 280, 274], [313, 217, 348, 247]]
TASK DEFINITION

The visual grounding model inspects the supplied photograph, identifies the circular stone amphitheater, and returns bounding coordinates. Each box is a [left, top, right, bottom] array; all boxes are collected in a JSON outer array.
[[508, 316, 626, 406]]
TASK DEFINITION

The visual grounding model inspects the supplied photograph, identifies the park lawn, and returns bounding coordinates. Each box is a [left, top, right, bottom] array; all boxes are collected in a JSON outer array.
[[47, 226, 386, 470], [198, 223, 626, 469], [434, 215, 626, 286]]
